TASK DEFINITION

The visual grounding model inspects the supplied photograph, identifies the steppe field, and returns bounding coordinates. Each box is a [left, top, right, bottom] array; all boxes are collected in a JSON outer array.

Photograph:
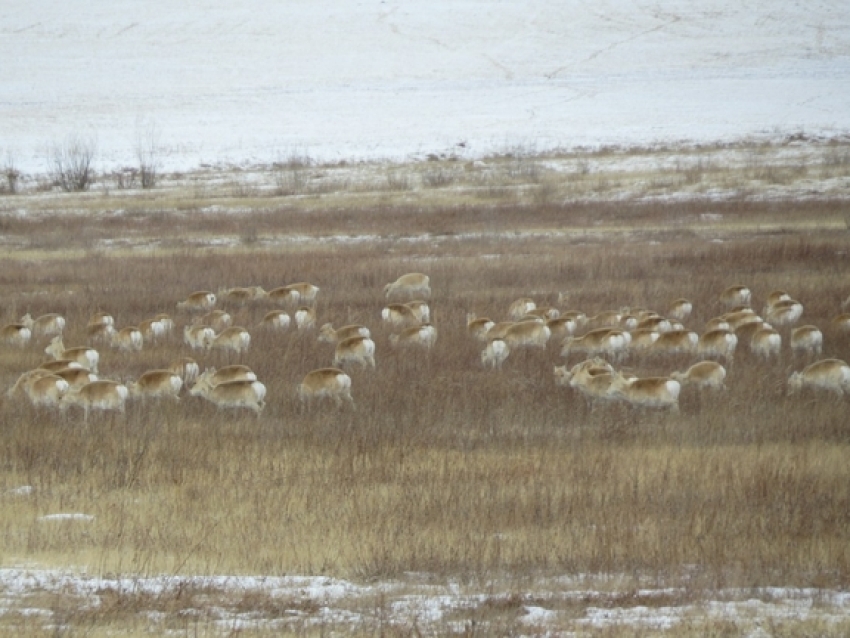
[[1, 142, 850, 635]]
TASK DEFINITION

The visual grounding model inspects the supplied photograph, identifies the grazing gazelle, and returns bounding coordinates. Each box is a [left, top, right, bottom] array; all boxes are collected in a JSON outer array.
[[20, 313, 66, 339], [502, 320, 550, 349], [697, 329, 738, 363], [190, 377, 267, 416], [177, 290, 217, 312], [561, 328, 630, 362], [257, 310, 291, 331], [764, 299, 804, 327], [787, 359, 850, 397], [667, 298, 693, 322], [111, 326, 143, 352], [467, 314, 496, 342], [507, 297, 537, 321], [1, 323, 31, 348], [44, 336, 99, 374], [265, 282, 320, 306], [719, 285, 752, 309], [671, 361, 727, 391], [183, 324, 215, 351], [193, 365, 257, 387], [481, 338, 510, 369], [61, 380, 129, 422], [607, 372, 681, 412], [318, 323, 371, 344], [389, 324, 438, 350], [333, 336, 376, 369], [750, 326, 782, 361], [384, 273, 431, 300], [129, 370, 183, 402], [7, 370, 70, 408], [206, 326, 251, 355], [297, 368, 355, 410], [382, 303, 419, 329], [790, 325, 823, 359]]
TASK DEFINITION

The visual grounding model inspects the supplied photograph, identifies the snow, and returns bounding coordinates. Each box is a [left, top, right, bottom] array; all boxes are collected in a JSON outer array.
[[2, 0, 849, 174]]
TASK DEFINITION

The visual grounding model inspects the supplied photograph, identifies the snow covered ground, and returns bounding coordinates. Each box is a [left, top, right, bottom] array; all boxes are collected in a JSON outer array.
[[2, 0, 849, 174]]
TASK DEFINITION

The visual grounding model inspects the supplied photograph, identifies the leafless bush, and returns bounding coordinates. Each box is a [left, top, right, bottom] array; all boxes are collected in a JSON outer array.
[[136, 123, 161, 189], [1, 151, 20, 194], [50, 134, 97, 191]]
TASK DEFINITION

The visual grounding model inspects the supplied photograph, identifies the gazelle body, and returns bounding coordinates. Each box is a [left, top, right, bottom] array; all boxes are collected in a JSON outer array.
[[318, 323, 371, 344], [8, 370, 69, 408], [667, 298, 693, 322], [389, 323, 438, 349], [207, 326, 251, 355], [1, 323, 31, 348], [561, 328, 630, 362], [502, 320, 550, 349], [193, 365, 257, 387], [45, 336, 99, 374], [20, 313, 66, 338], [219, 286, 266, 305], [177, 291, 217, 312], [61, 380, 129, 421], [765, 299, 804, 327], [294, 306, 317, 330], [698, 328, 738, 362], [199, 310, 233, 332], [382, 303, 419, 328], [333, 336, 376, 369], [719, 285, 752, 309], [190, 377, 266, 416], [671, 361, 727, 390], [130, 370, 183, 401], [790, 325, 823, 358], [257, 310, 291, 331], [508, 297, 536, 320], [111, 326, 143, 352], [384, 273, 431, 300], [298, 368, 354, 409], [466, 314, 495, 342], [787, 359, 850, 396], [607, 372, 681, 412], [649, 329, 698, 357], [265, 282, 320, 306], [184, 324, 215, 351], [481, 338, 510, 369], [405, 300, 431, 323], [168, 357, 200, 385], [750, 327, 782, 361]]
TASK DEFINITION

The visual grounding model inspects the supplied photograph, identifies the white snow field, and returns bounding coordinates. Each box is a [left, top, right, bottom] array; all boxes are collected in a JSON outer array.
[[1, 0, 849, 174]]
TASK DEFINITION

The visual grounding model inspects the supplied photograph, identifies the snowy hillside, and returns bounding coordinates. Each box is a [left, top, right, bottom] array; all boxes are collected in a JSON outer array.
[[2, 0, 849, 173]]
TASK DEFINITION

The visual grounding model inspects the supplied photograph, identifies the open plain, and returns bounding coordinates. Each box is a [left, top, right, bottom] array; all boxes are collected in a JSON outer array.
[[1, 142, 850, 635]]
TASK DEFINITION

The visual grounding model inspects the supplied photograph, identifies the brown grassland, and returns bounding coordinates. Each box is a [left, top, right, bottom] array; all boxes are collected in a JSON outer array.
[[1, 146, 850, 635]]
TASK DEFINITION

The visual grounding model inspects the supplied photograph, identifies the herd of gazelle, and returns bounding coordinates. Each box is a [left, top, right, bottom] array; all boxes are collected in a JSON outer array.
[[4, 275, 849, 419], [473, 284, 850, 412], [3, 274, 433, 419]]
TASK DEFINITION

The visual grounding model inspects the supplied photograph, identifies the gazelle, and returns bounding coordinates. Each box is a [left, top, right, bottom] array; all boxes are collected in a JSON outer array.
[[484, 321, 516, 341], [265, 282, 320, 306], [333, 336, 376, 369], [561, 328, 630, 362], [1, 323, 31, 348], [667, 298, 693, 322], [508, 297, 537, 320], [20, 313, 66, 338], [525, 305, 560, 321], [384, 273, 431, 300], [53, 367, 99, 390], [183, 324, 215, 351], [750, 326, 782, 361], [8, 370, 70, 408], [193, 365, 257, 387], [628, 328, 661, 353], [189, 377, 266, 416], [558, 358, 618, 410], [481, 338, 510, 369], [787, 359, 850, 397], [87, 312, 115, 329], [467, 314, 495, 342], [607, 372, 681, 412], [649, 329, 698, 357], [168, 357, 200, 385], [502, 320, 550, 349], [139, 317, 168, 342], [36, 359, 85, 373], [585, 310, 624, 330], [177, 290, 217, 312], [382, 303, 419, 328], [545, 315, 579, 340], [318, 323, 371, 344], [294, 306, 317, 330], [129, 370, 183, 402], [207, 326, 251, 355], [789, 325, 823, 359], [44, 336, 99, 374], [670, 361, 727, 390], [389, 323, 438, 349], [61, 380, 129, 421], [405, 300, 431, 323], [111, 326, 143, 352], [199, 309, 233, 332], [764, 299, 804, 327], [831, 313, 850, 332], [297, 368, 354, 409], [257, 310, 291, 331], [636, 316, 672, 333], [719, 285, 752, 309], [86, 321, 117, 343], [697, 329, 738, 363], [765, 290, 792, 308], [219, 285, 266, 305]]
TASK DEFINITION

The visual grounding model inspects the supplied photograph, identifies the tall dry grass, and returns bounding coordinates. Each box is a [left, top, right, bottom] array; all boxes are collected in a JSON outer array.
[[1, 197, 849, 633]]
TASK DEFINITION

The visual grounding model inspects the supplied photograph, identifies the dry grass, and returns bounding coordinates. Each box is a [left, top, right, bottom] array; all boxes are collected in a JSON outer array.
[[0, 155, 849, 633]]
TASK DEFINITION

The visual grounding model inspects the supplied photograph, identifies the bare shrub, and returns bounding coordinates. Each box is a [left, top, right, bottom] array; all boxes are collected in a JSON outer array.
[[136, 123, 161, 189], [2, 151, 20, 194], [49, 134, 97, 191]]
